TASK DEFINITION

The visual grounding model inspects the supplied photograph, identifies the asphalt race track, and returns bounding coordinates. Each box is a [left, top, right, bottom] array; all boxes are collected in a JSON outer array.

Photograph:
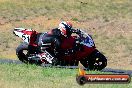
[[0, 59, 132, 76]]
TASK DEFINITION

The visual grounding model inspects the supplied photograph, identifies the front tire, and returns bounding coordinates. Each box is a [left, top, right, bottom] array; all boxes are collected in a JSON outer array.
[[83, 50, 107, 70]]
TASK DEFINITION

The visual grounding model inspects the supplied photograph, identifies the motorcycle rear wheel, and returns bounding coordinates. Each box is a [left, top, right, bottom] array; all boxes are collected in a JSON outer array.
[[16, 42, 29, 63], [16, 42, 42, 65]]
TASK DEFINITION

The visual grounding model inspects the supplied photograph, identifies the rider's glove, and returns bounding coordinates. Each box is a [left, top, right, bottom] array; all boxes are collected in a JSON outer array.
[[72, 28, 81, 34], [72, 28, 83, 39], [76, 29, 82, 34]]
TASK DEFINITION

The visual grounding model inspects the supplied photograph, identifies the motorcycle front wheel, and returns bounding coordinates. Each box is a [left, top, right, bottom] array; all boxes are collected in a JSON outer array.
[[83, 49, 107, 71]]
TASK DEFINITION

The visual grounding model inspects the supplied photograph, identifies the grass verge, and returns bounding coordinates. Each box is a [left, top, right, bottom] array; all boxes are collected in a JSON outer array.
[[0, 63, 132, 88]]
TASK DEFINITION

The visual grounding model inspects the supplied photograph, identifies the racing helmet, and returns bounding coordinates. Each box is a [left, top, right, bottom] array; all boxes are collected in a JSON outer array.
[[58, 21, 73, 37]]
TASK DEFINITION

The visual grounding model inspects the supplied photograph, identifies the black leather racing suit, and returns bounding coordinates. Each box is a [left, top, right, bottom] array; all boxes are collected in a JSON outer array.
[[28, 28, 82, 58], [36, 28, 62, 57]]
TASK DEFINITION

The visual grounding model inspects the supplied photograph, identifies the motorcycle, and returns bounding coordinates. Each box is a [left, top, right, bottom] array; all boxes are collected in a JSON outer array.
[[13, 28, 107, 70]]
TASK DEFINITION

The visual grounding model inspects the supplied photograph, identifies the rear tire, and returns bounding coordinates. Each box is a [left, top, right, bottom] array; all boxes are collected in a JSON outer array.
[[16, 42, 42, 65], [16, 42, 29, 63]]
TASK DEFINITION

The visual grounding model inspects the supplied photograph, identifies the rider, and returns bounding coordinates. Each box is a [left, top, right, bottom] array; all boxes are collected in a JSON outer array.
[[28, 21, 82, 62]]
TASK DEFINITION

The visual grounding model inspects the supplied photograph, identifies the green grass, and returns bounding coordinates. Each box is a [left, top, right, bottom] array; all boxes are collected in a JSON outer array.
[[0, 63, 132, 88]]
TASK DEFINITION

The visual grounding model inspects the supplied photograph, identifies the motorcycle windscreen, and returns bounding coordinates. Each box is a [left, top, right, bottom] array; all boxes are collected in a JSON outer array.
[[80, 34, 95, 47]]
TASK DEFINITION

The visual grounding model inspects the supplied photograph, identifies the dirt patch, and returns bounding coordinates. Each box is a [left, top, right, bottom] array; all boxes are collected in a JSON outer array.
[[0, 0, 9, 2]]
